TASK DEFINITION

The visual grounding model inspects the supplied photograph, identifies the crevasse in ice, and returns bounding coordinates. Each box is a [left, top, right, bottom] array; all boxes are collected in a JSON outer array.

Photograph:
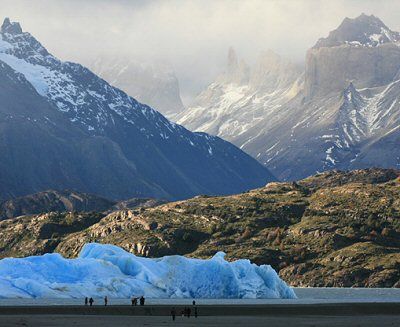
[[0, 243, 296, 299]]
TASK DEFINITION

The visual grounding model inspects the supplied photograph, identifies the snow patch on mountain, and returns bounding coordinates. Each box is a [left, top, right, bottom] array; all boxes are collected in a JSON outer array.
[[314, 13, 400, 48], [175, 49, 303, 147], [0, 21, 202, 147]]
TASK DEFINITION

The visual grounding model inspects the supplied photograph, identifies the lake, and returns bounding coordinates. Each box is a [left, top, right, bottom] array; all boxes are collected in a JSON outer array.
[[0, 288, 399, 306]]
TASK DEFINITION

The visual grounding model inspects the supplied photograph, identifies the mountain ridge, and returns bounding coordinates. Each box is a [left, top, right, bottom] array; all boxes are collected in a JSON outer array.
[[0, 18, 275, 201]]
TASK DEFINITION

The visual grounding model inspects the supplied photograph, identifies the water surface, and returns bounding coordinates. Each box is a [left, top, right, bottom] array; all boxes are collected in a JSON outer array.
[[0, 288, 399, 306]]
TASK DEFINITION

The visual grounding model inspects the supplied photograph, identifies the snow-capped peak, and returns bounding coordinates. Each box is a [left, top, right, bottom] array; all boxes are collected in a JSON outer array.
[[0, 18, 52, 66], [0, 19, 168, 134], [1, 17, 22, 34], [218, 47, 250, 85], [314, 13, 400, 48], [0, 18, 236, 161]]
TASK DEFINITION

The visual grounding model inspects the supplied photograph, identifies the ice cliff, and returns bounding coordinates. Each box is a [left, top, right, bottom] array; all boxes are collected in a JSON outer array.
[[0, 243, 296, 299]]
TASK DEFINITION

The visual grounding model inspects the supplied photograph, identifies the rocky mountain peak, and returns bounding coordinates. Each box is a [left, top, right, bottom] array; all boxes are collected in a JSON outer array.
[[1, 18, 22, 35], [344, 81, 356, 95], [305, 14, 400, 98], [0, 17, 50, 63], [221, 47, 250, 85], [314, 13, 400, 48], [227, 46, 239, 73], [342, 82, 364, 108]]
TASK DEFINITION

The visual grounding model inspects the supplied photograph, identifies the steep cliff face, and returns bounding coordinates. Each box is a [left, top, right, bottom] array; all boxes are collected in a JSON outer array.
[[305, 45, 400, 97], [305, 17, 400, 98]]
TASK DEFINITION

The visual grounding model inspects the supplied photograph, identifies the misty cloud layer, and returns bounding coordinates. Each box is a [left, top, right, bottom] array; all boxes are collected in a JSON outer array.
[[0, 0, 399, 103]]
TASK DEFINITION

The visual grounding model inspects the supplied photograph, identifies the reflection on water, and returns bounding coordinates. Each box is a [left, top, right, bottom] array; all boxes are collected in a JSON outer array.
[[0, 288, 399, 306]]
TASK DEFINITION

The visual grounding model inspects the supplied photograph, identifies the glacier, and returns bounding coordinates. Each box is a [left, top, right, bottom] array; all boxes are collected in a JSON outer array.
[[0, 243, 296, 299]]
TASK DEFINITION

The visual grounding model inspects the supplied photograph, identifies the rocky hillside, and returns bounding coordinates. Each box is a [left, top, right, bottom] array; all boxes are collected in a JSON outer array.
[[0, 189, 167, 221], [1, 168, 399, 287], [0, 190, 114, 220]]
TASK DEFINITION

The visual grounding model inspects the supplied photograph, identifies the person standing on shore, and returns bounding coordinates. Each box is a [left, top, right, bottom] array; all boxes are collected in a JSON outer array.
[[171, 307, 176, 321], [89, 297, 94, 306], [140, 296, 145, 306], [84, 297, 88, 306], [192, 300, 198, 318], [104, 296, 108, 306]]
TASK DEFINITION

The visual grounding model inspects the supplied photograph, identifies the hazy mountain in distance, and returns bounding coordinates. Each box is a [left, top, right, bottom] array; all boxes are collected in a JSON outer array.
[[90, 57, 185, 118], [0, 18, 275, 201], [176, 14, 400, 181], [175, 47, 303, 146]]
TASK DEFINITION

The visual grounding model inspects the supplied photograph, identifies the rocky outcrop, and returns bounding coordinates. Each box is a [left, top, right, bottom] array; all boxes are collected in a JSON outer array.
[[0, 212, 104, 258], [112, 198, 166, 211]]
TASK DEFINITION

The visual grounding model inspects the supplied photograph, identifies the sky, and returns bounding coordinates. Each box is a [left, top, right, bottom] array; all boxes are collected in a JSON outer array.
[[0, 0, 399, 104]]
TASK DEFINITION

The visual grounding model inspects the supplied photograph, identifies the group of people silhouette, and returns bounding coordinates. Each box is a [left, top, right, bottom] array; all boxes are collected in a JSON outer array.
[[84, 296, 146, 306], [170, 300, 198, 321], [84, 297, 94, 306], [83, 296, 198, 320], [131, 296, 145, 306]]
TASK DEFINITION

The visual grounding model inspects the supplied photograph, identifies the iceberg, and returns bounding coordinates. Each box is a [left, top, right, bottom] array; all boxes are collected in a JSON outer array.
[[0, 243, 296, 299]]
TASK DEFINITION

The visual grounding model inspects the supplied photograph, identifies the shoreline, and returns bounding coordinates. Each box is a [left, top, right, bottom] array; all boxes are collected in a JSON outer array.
[[0, 302, 399, 316]]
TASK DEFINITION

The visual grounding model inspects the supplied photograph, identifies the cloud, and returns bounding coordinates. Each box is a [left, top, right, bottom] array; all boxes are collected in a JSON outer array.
[[0, 0, 399, 103]]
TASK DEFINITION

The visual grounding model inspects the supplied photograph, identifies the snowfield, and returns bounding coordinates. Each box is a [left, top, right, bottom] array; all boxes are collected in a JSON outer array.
[[0, 243, 296, 299]]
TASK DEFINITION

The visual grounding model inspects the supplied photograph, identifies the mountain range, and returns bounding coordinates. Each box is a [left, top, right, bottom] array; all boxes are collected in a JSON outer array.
[[176, 14, 400, 180], [0, 18, 275, 202]]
